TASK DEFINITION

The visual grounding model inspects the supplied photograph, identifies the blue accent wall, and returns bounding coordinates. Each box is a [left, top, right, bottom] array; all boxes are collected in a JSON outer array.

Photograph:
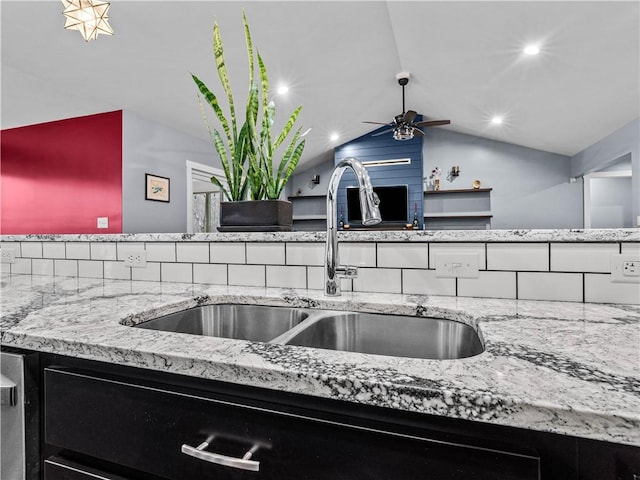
[[334, 126, 423, 228]]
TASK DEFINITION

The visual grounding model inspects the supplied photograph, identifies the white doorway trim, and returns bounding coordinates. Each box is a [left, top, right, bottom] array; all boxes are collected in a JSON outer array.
[[185, 160, 226, 233], [583, 170, 632, 228]]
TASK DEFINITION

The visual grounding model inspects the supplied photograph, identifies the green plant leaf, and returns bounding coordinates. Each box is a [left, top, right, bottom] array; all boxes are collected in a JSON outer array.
[[192, 74, 233, 154], [213, 21, 237, 143], [273, 105, 302, 151]]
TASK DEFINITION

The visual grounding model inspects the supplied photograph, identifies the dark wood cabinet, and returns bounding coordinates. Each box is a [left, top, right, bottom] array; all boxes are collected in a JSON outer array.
[[37, 353, 639, 480]]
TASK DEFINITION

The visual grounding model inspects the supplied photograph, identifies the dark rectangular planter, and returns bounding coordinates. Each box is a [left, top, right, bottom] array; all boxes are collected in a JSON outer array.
[[217, 200, 293, 232]]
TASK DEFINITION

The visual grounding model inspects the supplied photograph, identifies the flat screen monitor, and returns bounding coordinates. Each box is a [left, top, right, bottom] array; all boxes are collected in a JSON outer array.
[[347, 185, 408, 225]]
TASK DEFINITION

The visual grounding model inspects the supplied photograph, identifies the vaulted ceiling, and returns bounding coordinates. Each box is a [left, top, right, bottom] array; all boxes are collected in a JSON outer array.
[[2, 1, 638, 171]]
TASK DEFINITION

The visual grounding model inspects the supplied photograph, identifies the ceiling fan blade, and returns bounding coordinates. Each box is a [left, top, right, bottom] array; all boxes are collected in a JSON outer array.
[[363, 121, 393, 126], [403, 110, 417, 124], [415, 119, 451, 127], [371, 128, 394, 137], [412, 127, 425, 136]]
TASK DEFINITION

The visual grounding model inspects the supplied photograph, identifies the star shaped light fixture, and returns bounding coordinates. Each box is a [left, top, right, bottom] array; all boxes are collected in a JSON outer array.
[[62, 0, 113, 42]]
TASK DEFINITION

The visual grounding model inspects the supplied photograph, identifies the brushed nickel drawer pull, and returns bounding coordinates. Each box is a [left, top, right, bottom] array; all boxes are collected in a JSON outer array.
[[181, 438, 260, 472]]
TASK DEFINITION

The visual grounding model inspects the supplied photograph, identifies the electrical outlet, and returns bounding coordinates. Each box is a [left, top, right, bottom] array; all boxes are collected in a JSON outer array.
[[0, 247, 16, 264], [434, 252, 479, 278], [123, 250, 147, 268], [611, 254, 640, 283]]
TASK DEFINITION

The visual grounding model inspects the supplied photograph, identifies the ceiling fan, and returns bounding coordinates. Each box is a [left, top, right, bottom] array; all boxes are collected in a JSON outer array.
[[364, 73, 451, 141]]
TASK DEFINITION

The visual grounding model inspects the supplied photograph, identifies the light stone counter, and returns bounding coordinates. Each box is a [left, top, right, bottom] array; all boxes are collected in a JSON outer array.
[[2, 228, 638, 243], [1, 273, 638, 446]]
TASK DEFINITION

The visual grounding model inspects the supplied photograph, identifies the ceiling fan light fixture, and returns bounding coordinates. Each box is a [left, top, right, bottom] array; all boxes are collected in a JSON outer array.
[[62, 0, 113, 42], [393, 125, 414, 141]]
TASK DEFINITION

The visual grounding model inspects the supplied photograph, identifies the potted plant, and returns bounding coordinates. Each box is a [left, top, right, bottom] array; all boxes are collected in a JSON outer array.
[[191, 11, 306, 231]]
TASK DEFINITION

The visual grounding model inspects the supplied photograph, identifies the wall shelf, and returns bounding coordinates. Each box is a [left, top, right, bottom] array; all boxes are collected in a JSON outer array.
[[424, 188, 493, 195], [424, 212, 493, 219]]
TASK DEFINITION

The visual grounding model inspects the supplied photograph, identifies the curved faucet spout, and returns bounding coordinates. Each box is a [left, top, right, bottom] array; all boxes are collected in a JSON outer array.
[[325, 157, 381, 296]]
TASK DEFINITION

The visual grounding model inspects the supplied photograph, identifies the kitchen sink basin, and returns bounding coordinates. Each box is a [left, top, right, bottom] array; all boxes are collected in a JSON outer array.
[[134, 304, 308, 342], [133, 304, 484, 360], [278, 313, 484, 360]]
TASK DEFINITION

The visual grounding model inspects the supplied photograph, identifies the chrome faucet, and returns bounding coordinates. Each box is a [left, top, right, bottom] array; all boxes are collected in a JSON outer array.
[[325, 157, 381, 296]]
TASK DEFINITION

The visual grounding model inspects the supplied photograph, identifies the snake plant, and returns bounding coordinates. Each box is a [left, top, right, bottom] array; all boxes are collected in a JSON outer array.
[[192, 11, 305, 201]]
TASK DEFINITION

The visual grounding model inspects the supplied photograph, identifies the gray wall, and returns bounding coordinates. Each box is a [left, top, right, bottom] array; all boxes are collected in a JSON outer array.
[[422, 129, 583, 229], [571, 118, 639, 226], [590, 177, 633, 228], [122, 111, 217, 233]]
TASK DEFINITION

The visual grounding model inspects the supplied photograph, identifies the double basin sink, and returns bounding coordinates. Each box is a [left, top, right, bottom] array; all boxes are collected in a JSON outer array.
[[134, 304, 484, 360]]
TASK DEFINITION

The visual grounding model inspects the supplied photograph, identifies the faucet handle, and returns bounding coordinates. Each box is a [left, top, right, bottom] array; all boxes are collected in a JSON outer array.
[[336, 265, 358, 278]]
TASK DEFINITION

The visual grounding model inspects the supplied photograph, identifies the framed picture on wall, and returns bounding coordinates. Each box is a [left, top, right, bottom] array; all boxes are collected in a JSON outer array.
[[145, 174, 170, 202]]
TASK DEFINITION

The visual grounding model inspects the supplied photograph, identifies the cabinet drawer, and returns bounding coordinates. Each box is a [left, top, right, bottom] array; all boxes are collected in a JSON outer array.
[[45, 367, 539, 480], [44, 456, 132, 480]]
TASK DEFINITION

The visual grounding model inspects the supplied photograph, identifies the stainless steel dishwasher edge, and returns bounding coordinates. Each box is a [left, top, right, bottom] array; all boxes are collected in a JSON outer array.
[[1, 350, 39, 480]]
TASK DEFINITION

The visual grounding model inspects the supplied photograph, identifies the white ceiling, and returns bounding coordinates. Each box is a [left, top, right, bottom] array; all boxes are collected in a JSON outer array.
[[2, 1, 638, 172]]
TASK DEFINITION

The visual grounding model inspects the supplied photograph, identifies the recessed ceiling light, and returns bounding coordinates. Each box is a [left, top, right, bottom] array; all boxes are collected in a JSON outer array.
[[276, 85, 289, 95], [329, 133, 340, 142], [491, 116, 503, 125], [524, 45, 540, 55]]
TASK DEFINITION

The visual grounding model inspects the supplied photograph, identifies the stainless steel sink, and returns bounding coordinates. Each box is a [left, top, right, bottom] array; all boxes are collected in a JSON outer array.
[[134, 304, 308, 342], [133, 304, 484, 360], [278, 313, 484, 360]]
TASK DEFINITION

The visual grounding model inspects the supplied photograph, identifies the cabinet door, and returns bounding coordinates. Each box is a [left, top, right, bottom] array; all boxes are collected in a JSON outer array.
[[45, 367, 539, 480]]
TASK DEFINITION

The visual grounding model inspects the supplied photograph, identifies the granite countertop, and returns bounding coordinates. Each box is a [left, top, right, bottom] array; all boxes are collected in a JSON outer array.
[[1, 273, 638, 447], [2, 228, 639, 243]]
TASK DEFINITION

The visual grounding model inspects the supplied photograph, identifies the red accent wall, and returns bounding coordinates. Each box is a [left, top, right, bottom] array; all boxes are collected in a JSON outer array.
[[1, 111, 122, 234]]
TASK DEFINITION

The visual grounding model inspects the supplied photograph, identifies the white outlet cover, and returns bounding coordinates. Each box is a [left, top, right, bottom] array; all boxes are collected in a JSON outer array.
[[123, 250, 147, 268], [611, 254, 640, 283], [434, 252, 480, 278], [0, 247, 16, 264]]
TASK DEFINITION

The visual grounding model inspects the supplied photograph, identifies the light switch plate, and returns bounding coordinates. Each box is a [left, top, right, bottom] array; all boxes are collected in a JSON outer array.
[[435, 252, 479, 278], [611, 254, 640, 283], [97, 217, 109, 229]]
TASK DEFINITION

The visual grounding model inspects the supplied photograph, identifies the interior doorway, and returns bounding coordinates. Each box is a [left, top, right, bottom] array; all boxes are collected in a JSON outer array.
[[185, 160, 226, 233], [583, 170, 633, 228]]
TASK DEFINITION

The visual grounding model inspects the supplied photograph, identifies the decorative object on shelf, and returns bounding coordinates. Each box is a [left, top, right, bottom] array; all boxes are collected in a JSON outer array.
[[412, 202, 420, 228], [451, 166, 460, 177], [191, 11, 306, 231], [339, 206, 345, 229], [145, 174, 170, 203], [473, 180, 481, 189], [61, 0, 113, 42], [430, 167, 442, 191]]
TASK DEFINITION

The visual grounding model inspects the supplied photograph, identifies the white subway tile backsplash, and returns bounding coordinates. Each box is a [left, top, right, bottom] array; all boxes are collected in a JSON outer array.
[[132, 263, 161, 282], [266, 266, 307, 289], [246, 243, 285, 265], [145, 243, 176, 262], [550, 243, 618, 273], [518, 272, 582, 302], [176, 243, 209, 263], [1, 242, 21, 256], [353, 268, 401, 294], [429, 243, 486, 270], [621, 243, 640, 255], [402, 269, 455, 296], [341, 243, 376, 267], [32, 259, 54, 275], [228, 265, 265, 287], [286, 243, 324, 266], [117, 242, 146, 261], [487, 243, 549, 271], [43, 243, 66, 259], [458, 271, 516, 299], [21, 242, 43, 258], [54, 259, 78, 277], [378, 243, 428, 269], [160, 263, 192, 283], [78, 260, 103, 278], [193, 264, 227, 285], [65, 242, 91, 260], [585, 274, 640, 304], [104, 261, 131, 280], [91, 243, 117, 261], [12, 258, 32, 274], [210, 243, 245, 264]]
